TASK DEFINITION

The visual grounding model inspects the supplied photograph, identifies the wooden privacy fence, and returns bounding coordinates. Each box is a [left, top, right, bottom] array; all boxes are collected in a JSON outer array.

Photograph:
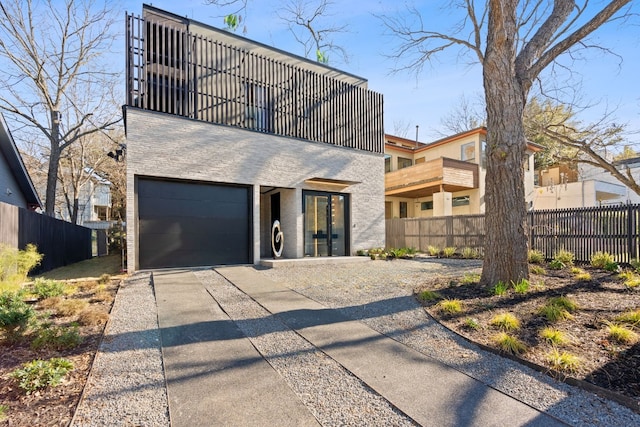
[[386, 204, 640, 263], [0, 202, 92, 274]]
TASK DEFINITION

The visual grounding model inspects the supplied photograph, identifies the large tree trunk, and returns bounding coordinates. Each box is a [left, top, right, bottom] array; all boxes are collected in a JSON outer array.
[[480, 0, 529, 286]]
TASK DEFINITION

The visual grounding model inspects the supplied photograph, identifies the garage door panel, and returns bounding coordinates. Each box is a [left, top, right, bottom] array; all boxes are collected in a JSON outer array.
[[138, 179, 251, 269]]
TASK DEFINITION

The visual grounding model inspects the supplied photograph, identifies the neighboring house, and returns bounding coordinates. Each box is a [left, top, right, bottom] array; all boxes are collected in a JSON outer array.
[[56, 168, 112, 229], [532, 164, 628, 209], [124, 5, 385, 270], [0, 113, 42, 210], [384, 128, 539, 218]]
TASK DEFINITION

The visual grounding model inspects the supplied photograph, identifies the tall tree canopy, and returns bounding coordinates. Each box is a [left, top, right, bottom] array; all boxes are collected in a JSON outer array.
[[382, 0, 634, 285], [0, 0, 121, 215]]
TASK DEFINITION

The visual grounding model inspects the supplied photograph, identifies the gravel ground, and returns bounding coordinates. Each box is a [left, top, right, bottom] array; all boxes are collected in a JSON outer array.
[[72, 259, 640, 426], [71, 273, 170, 427]]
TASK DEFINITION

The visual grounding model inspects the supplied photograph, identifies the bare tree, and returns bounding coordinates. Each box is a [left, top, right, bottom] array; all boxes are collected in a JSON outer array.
[[438, 94, 486, 136], [0, 0, 121, 216], [381, 1, 634, 285], [278, 0, 348, 64]]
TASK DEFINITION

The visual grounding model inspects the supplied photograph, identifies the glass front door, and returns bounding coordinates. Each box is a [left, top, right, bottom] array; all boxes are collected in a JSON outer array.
[[304, 192, 348, 257]]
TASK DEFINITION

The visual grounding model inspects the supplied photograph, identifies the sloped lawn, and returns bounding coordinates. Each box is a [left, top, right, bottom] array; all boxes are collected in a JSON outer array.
[[416, 264, 640, 408]]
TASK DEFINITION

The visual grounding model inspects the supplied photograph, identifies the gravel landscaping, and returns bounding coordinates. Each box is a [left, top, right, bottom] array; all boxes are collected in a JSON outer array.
[[72, 258, 640, 426]]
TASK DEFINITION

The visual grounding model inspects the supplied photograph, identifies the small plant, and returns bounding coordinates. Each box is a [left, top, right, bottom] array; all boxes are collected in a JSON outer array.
[[539, 297, 578, 322], [0, 244, 43, 293], [607, 323, 639, 344], [461, 247, 479, 259], [604, 261, 620, 273], [630, 259, 640, 274], [10, 358, 73, 394], [546, 349, 581, 373], [493, 332, 527, 354], [569, 266, 582, 274], [618, 270, 640, 288], [427, 245, 440, 256], [615, 309, 640, 326], [553, 249, 575, 266], [98, 273, 111, 286], [530, 265, 546, 275], [528, 249, 545, 264], [512, 279, 530, 294], [356, 249, 366, 256], [31, 278, 66, 299], [437, 299, 463, 314], [0, 404, 7, 421], [417, 290, 441, 302], [574, 271, 592, 282], [464, 317, 480, 330], [491, 281, 509, 296], [77, 308, 109, 326], [442, 247, 457, 258], [590, 251, 615, 269], [490, 312, 520, 331], [55, 299, 89, 317], [548, 259, 565, 270], [31, 324, 83, 350], [540, 327, 569, 345], [461, 272, 481, 285], [0, 292, 34, 342]]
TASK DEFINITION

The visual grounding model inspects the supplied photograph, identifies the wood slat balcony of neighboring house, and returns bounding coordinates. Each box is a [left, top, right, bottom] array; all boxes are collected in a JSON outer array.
[[385, 157, 479, 199]]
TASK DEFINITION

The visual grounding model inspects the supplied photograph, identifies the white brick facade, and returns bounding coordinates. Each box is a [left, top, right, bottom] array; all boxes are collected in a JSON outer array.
[[126, 108, 385, 270]]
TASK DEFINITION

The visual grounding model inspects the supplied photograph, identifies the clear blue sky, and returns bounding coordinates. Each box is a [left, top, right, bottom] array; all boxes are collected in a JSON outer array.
[[119, 1, 639, 144]]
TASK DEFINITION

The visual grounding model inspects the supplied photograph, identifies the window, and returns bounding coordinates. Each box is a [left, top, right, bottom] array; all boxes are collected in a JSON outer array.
[[461, 142, 475, 162], [421, 201, 433, 210], [415, 157, 425, 164], [384, 154, 391, 173], [399, 202, 408, 218], [480, 141, 486, 169], [452, 196, 470, 207], [398, 157, 412, 170]]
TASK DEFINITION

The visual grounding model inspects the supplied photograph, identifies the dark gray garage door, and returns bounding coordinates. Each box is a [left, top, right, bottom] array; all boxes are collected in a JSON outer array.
[[138, 178, 251, 269]]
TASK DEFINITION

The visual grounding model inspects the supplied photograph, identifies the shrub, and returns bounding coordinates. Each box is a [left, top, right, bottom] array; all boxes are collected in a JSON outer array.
[[77, 308, 109, 326], [590, 251, 615, 269], [550, 296, 578, 312], [417, 290, 441, 302], [615, 309, 640, 326], [607, 323, 639, 344], [0, 292, 34, 342], [437, 299, 463, 314], [574, 272, 592, 282], [530, 265, 546, 275], [546, 349, 581, 373], [427, 246, 440, 256], [55, 299, 89, 317], [548, 259, 565, 270], [553, 250, 575, 266], [0, 244, 42, 293], [461, 272, 480, 285], [31, 324, 83, 350], [31, 278, 66, 299], [491, 281, 509, 296], [461, 247, 480, 259], [98, 274, 111, 286], [604, 261, 620, 273], [442, 247, 457, 258], [539, 297, 578, 322], [493, 332, 527, 354], [10, 358, 73, 394], [528, 250, 545, 264], [540, 327, 569, 345], [464, 317, 480, 330], [512, 279, 530, 294], [490, 313, 520, 331]]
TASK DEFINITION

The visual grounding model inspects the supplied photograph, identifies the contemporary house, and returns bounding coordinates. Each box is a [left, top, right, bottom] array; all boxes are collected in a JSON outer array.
[[384, 128, 540, 218], [124, 5, 385, 270], [56, 168, 112, 229], [0, 113, 42, 211]]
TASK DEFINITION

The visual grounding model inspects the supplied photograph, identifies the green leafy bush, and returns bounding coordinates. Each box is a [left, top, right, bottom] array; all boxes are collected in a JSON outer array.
[[512, 279, 530, 294], [10, 358, 73, 394], [491, 281, 509, 296], [0, 244, 42, 293], [590, 251, 615, 269], [31, 278, 66, 299], [548, 259, 565, 270], [464, 317, 480, 330], [528, 250, 545, 264], [0, 292, 34, 342], [417, 290, 441, 302], [31, 324, 83, 350]]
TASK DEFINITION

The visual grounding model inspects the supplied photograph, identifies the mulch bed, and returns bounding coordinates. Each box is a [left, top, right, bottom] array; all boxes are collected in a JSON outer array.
[[415, 265, 640, 406], [0, 280, 118, 426]]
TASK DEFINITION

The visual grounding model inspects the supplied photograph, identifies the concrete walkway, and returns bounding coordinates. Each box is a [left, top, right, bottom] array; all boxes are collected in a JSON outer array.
[[153, 266, 565, 427]]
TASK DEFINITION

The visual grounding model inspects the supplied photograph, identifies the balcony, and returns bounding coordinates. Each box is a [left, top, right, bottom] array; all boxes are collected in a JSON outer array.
[[125, 11, 384, 153], [385, 157, 479, 198]]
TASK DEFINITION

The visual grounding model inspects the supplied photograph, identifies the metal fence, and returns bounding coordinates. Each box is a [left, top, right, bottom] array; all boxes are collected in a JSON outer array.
[[0, 202, 92, 274], [386, 204, 640, 263]]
